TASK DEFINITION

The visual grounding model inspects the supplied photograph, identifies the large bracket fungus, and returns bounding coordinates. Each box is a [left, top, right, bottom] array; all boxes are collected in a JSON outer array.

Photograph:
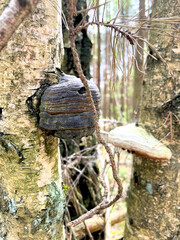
[[108, 123, 172, 161], [39, 72, 100, 139]]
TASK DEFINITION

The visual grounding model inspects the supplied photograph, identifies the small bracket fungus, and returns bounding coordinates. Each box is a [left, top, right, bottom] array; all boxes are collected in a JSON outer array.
[[39, 72, 100, 139], [108, 123, 172, 161]]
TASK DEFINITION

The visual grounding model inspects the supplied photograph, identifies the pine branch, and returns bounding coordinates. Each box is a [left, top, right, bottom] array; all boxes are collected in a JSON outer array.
[[74, 21, 136, 45]]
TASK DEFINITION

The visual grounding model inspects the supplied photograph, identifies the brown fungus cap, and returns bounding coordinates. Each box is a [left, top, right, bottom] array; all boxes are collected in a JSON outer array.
[[108, 123, 172, 161]]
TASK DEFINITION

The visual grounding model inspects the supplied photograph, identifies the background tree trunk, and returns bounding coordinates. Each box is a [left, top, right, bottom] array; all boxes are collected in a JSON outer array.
[[132, 0, 145, 112], [124, 0, 180, 239], [61, 1, 103, 239], [62, 0, 92, 79], [0, 0, 65, 239], [96, 0, 101, 90]]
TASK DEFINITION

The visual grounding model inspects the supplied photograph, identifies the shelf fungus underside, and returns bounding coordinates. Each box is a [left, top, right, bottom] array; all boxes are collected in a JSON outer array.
[[108, 123, 172, 161], [39, 75, 100, 139]]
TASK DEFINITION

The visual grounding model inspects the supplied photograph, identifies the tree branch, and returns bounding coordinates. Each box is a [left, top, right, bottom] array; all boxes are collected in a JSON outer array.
[[66, 0, 123, 227], [72, 210, 126, 239], [0, 0, 39, 52], [74, 21, 136, 45]]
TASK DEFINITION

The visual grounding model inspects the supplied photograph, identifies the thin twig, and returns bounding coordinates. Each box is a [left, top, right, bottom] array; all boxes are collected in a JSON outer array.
[[74, 1, 110, 15], [66, 0, 122, 227], [136, 36, 166, 64]]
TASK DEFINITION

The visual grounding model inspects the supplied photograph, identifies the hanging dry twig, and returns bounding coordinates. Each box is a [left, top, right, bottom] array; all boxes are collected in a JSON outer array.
[[73, 20, 169, 68], [157, 111, 180, 143], [66, 0, 123, 227]]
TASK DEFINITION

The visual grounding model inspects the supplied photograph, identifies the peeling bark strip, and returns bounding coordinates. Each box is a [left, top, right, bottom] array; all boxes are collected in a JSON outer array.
[[0, 0, 39, 52]]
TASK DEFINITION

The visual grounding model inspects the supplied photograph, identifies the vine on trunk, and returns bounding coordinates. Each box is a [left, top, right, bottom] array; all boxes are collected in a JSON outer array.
[[66, 0, 123, 227]]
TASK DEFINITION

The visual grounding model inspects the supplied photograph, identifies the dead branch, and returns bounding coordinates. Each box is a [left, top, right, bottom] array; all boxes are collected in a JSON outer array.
[[67, 0, 123, 228], [72, 210, 126, 239], [0, 0, 39, 52], [74, 21, 136, 45]]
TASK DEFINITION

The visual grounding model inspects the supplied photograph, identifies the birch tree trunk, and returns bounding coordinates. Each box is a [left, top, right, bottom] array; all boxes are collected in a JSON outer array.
[[124, 0, 180, 239], [0, 0, 65, 239]]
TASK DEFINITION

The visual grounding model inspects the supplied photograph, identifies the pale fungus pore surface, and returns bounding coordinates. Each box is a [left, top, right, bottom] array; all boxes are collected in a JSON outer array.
[[108, 123, 172, 160]]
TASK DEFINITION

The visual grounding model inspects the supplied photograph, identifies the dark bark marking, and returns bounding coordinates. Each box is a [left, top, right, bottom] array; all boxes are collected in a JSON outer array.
[[18, 0, 29, 7], [134, 172, 139, 187], [0, 31, 5, 39], [129, 218, 134, 226], [0, 108, 3, 120], [26, 82, 52, 123], [0, 135, 25, 163], [157, 92, 180, 112]]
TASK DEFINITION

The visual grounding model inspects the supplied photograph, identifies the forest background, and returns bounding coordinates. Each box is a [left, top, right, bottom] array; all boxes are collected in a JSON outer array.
[[0, 0, 179, 240]]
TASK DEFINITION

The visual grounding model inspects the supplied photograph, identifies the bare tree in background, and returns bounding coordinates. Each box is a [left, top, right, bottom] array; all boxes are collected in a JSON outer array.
[[132, 0, 146, 113]]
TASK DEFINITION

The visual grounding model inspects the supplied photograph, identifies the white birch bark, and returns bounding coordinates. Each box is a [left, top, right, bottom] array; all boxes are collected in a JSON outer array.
[[0, 0, 65, 239]]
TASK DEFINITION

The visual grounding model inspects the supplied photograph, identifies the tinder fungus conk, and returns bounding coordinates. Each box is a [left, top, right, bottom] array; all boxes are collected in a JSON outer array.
[[39, 74, 100, 139], [108, 123, 172, 161]]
